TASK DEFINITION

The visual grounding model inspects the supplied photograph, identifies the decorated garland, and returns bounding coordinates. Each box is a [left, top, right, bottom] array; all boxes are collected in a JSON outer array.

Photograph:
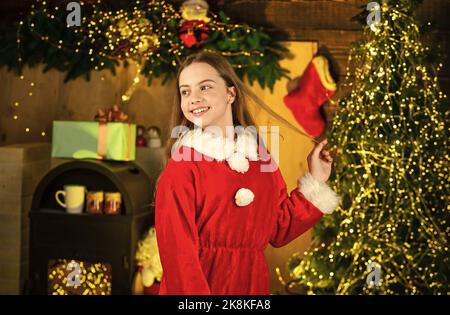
[[0, 0, 289, 91]]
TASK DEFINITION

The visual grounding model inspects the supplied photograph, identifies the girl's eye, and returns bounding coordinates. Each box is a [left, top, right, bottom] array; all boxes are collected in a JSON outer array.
[[180, 90, 189, 96], [201, 85, 211, 91]]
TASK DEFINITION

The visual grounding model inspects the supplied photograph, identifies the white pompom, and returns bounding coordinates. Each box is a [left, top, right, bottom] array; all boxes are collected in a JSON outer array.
[[227, 152, 250, 173], [235, 188, 255, 207]]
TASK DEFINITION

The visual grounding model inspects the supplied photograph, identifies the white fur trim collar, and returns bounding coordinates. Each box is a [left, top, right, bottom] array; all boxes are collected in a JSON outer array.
[[174, 128, 259, 173]]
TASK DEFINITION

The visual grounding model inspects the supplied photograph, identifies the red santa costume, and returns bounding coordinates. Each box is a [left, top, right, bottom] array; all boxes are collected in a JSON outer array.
[[155, 128, 340, 295]]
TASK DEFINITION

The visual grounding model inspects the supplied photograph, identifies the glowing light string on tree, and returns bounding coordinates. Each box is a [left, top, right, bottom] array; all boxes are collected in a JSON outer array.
[[279, 1, 448, 295]]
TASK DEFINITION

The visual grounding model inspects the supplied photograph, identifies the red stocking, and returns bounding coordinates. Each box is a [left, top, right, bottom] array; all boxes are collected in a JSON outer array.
[[283, 56, 337, 137]]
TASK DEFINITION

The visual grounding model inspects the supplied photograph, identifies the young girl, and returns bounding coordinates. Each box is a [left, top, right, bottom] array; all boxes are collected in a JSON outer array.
[[155, 51, 340, 295]]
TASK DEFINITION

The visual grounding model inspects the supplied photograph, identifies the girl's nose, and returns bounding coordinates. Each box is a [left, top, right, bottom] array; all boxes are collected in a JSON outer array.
[[189, 89, 204, 104], [190, 98, 202, 105]]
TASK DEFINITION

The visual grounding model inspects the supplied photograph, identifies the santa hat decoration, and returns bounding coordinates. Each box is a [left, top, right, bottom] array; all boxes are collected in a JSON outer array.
[[283, 55, 337, 138]]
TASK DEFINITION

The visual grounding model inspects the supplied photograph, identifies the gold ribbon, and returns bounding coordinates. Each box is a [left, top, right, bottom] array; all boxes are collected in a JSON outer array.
[[97, 122, 108, 159], [97, 123, 133, 160], [126, 123, 131, 160]]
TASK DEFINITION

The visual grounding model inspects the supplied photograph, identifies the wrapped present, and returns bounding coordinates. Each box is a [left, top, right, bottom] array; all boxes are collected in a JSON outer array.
[[52, 106, 136, 161]]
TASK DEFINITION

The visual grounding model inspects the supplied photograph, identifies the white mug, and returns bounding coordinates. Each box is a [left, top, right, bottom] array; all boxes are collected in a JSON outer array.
[[55, 185, 87, 214]]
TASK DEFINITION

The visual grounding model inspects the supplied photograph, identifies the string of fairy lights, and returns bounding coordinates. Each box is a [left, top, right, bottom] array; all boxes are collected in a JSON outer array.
[[279, 2, 449, 294], [10, 0, 281, 137], [48, 259, 112, 295], [11, 0, 169, 135], [23, 0, 266, 68], [13, 19, 42, 136]]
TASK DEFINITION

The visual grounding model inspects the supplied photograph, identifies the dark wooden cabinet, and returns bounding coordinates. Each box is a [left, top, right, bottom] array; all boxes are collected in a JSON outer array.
[[28, 159, 158, 295]]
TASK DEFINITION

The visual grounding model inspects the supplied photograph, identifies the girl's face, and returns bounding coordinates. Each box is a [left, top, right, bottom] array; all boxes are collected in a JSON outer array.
[[179, 62, 236, 133]]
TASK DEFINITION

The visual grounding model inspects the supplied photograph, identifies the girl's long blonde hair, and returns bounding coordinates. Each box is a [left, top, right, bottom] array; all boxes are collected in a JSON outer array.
[[164, 50, 310, 160]]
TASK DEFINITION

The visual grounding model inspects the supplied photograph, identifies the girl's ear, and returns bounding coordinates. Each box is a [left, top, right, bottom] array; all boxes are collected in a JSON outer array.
[[227, 86, 237, 102]]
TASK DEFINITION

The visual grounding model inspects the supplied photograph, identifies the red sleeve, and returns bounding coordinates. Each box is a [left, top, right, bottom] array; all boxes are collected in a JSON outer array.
[[269, 167, 325, 248], [155, 158, 211, 295]]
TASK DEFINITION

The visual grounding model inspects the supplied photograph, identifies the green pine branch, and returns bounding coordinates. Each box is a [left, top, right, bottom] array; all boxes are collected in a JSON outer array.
[[0, 0, 289, 91]]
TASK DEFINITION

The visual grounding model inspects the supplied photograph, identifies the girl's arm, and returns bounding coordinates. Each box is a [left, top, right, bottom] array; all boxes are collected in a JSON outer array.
[[155, 160, 211, 294], [269, 167, 340, 248]]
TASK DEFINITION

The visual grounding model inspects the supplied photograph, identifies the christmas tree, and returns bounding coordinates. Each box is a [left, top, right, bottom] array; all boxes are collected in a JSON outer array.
[[285, 0, 449, 294]]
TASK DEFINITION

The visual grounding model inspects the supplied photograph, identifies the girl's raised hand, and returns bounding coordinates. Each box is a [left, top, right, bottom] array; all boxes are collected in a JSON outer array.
[[307, 139, 333, 183]]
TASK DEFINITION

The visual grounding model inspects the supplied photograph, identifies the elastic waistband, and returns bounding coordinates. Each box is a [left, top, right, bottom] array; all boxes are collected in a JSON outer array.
[[199, 245, 264, 252]]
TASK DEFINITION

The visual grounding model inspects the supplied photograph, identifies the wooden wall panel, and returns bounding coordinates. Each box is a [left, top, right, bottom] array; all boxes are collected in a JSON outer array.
[[0, 62, 176, 146]]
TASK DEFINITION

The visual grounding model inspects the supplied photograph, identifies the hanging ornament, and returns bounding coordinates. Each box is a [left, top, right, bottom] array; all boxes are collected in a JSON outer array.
[[179, 0, 210, 48], [138, 35, 160, 53], [180, 0, 210, 22], [179, 20, 209, 48], [107, 10, 160, 60], [117, 19, 133, 37]]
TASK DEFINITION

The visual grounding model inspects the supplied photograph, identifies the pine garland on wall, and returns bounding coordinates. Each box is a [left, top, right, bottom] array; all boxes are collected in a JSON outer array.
[[0, 0, 290, 91]]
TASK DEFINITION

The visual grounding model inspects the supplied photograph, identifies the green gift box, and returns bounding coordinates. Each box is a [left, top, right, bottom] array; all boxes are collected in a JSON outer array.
[[51, 121, 136, 161]]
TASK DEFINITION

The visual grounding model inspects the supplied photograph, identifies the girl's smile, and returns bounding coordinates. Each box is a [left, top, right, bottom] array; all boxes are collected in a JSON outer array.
[[190, 105, 211, 117]]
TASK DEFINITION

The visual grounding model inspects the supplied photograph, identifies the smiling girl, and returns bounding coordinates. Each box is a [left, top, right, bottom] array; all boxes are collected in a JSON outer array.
[[155, 51, 340, 295]]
